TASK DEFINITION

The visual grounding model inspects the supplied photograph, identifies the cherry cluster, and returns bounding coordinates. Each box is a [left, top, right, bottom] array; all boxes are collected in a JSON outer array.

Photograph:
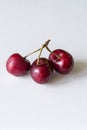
[[6, 40, 74, 84]]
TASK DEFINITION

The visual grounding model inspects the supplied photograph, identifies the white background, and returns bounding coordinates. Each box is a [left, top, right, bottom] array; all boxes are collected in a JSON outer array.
[[0, 0, 87, 130]]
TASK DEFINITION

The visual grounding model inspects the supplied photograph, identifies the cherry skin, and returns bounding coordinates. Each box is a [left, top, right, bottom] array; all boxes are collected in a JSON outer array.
[[6, 53, 31, 76], [49, 49, 74, 74], [30, 58, 53, 84]]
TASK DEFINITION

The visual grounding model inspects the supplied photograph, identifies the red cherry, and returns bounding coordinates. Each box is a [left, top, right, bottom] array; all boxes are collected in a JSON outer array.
[[6, 53, 31, 76], [30, 58, 53, 84], [49, 49, 74, 74]]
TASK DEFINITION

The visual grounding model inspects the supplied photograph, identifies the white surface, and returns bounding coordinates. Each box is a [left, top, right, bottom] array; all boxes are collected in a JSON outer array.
[[0, 0, 87, 129]]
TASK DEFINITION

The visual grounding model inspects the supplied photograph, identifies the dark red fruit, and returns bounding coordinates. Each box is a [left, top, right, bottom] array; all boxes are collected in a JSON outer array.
[[49, 49, 74, 74], [6, 53, 31, 76], [30, 58, 53, 84]]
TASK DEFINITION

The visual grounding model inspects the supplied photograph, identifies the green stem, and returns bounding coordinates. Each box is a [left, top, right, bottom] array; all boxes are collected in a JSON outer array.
[[24, 48, 41, 59], [46, 46, 52, 53], [37, 45, 44, 64], [46, 45, 60, 59], [37, 39, 51, 64]]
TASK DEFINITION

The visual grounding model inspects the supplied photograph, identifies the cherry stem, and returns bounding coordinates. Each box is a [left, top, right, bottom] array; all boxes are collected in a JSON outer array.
[[24, 39, 51, 60], [24, 48, 41, 59], [45, 44, 60, 59], [37, 39, 51, 64], [45, 46, 52, 53]]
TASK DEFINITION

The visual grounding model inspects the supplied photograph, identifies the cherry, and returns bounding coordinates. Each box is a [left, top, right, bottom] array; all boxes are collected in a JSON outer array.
[[6, 53, 31, 76], [48, 49, 74, 74], [6, 39, 74, 84], [30, 58, 53, 84]]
